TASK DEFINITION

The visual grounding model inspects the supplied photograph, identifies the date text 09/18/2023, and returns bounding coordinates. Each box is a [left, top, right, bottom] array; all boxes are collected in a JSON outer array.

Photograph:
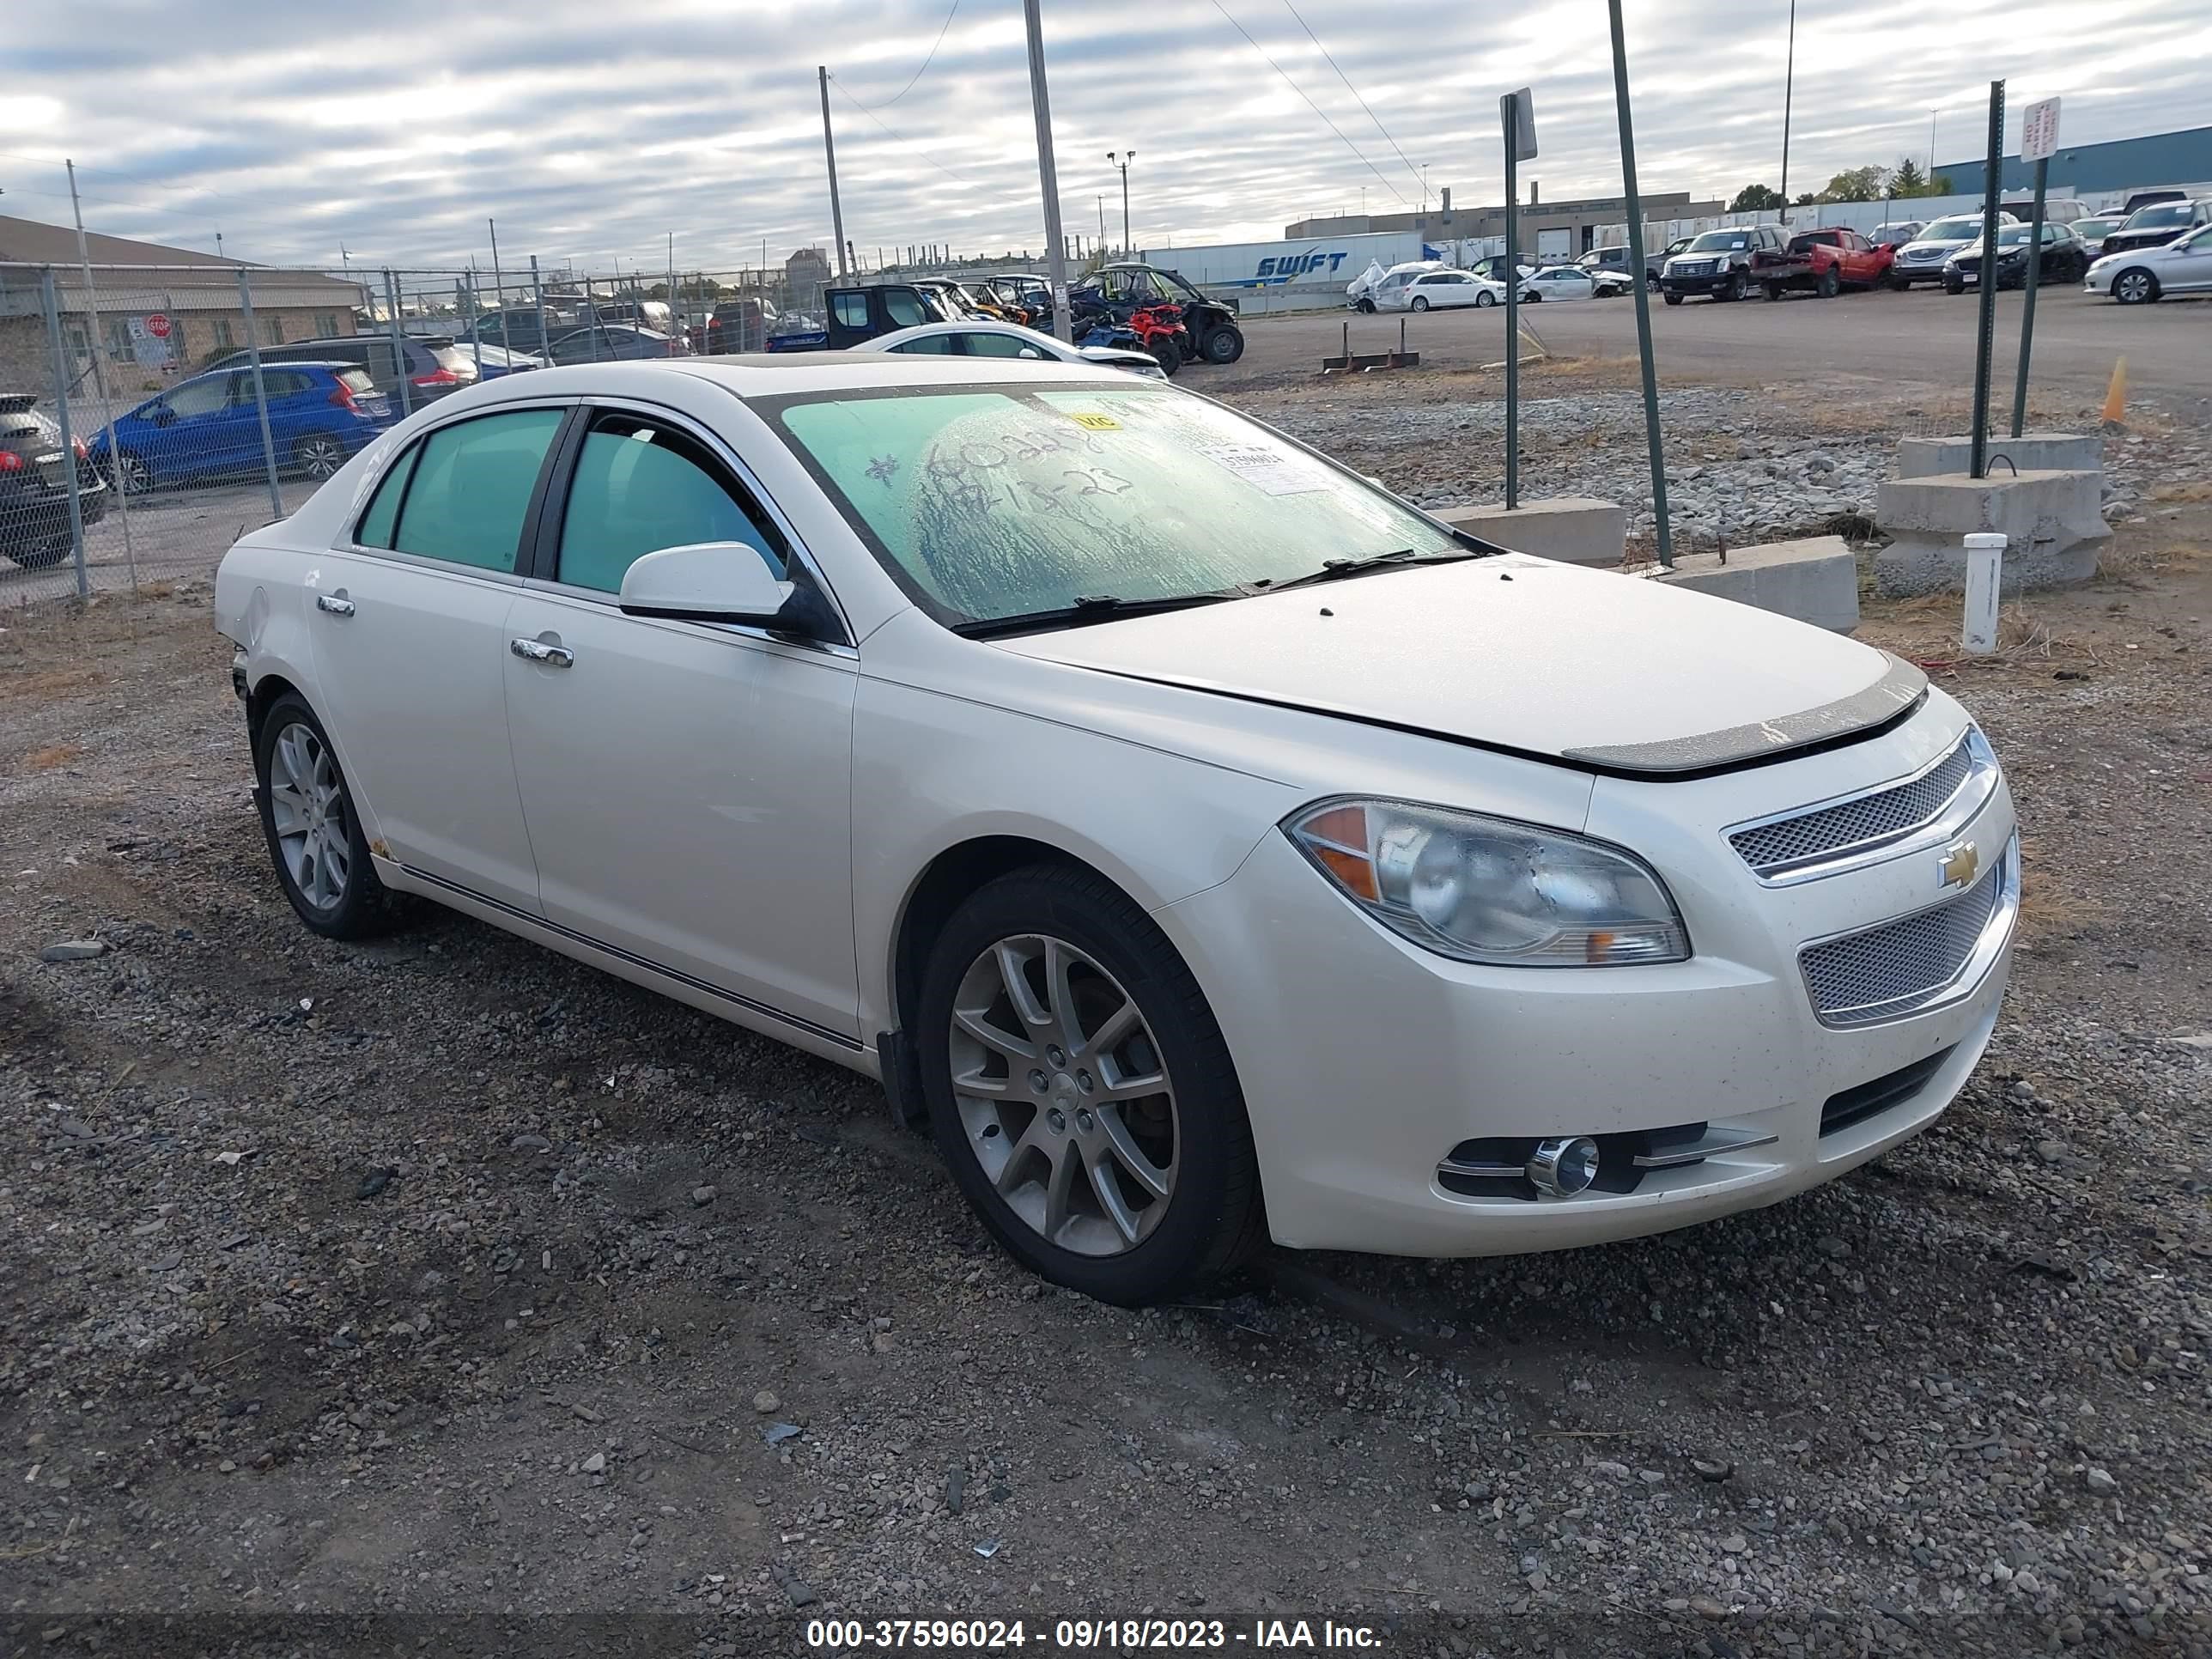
[[805, 1618, 1386, 1650]]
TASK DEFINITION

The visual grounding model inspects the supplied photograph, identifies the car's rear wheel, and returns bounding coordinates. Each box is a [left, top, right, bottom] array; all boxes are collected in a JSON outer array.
[[2113, 269, 2159, 305], [5, 535, 72, 571], [1764, 281, 1785, 301], [293, 434, 348, 481], [1202, 325, 1243, 364], [255, 693, 399, 939], [917, 866, 1263, 1305], [1817, 268, 1841, 299]]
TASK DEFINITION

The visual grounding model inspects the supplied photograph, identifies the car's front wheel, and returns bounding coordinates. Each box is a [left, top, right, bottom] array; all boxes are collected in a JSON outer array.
[[103, 451, 153, 495], [255, 692, 400, 939], [1726, 272, 1748, 301], [5, 534, 72, 571], [917, 866, 1263, 1305], [1475, 289, 1497, 307], [2113, 269, 2159, 305], [1409, 295, 1430, 312], [1663, 291, 1684, 306]]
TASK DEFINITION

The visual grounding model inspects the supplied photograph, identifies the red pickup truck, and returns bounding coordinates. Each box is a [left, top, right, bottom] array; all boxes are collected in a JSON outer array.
[[1750, 228, 1895, 298]]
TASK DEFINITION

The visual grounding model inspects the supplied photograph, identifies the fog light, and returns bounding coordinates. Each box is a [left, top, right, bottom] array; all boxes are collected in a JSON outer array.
[[1527, 1137, 1600, 1198]]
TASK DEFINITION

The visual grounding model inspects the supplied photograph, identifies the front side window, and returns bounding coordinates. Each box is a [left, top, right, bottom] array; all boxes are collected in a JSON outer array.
[[832, 293, 869, 330], [959, 332, 1045, 359], [163, 374, 234, 418], [772, 385, 1453, 626], [890, 333, 957, 354], [884, 290, 929, 328], [556, 412, 784, 593], [391, 409, 563, 572]]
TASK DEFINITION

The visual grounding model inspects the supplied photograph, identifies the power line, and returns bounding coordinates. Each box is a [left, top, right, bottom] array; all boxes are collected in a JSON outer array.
[[1206, 0, 1409, 207], [855, 0, 961, 110], [1275, 0, 1425, 198], [830, 75, 979, 187]]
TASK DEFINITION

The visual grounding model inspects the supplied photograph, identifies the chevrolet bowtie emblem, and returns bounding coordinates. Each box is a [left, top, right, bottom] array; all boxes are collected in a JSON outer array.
[[1939, 840, 1980, 889]]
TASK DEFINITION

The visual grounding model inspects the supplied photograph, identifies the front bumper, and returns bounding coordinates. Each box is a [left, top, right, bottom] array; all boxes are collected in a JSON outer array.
[[1159, 706, 2018, 1258], [1661, 269, 1736, 297]]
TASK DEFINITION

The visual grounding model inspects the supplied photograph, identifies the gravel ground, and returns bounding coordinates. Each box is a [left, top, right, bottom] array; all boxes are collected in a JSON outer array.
[[2, 392, 2209, 1657]]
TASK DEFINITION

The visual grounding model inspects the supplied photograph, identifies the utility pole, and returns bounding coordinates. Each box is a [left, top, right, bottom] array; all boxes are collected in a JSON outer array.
[[818, 66, 850, 276], [1607, 2, 1673, 566], [488, 216, 505, 326], [1929, 109, 1939, 179], [65, 159, 137, 585], [1778, 0, 1796, 218], [1024, 0, 1073, 342], [1106, 151, 1133, 255]]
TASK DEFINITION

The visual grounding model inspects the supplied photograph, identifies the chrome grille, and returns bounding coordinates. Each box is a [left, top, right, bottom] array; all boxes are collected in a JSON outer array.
[[1800, 854, 2006, 1028], [1731, 738, 1976, 877]]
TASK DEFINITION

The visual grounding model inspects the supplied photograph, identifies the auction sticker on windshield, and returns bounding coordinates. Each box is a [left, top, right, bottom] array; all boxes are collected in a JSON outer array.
[[1192, 441, 1331, 496], [1068, 412, 1121, 430]]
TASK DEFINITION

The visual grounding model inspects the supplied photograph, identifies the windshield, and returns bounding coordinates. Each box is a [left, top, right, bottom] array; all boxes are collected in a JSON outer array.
[[1921, 216, 1991, 240], [2075, 218, 2121, 235], [1686, 231, 1749, 252], [769, 384, 1455, 626], [2128, 203, 2195, 228]]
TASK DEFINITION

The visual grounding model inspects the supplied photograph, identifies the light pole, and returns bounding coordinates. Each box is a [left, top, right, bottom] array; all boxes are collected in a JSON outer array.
[[1778, 0, 1796, 217], [1929, 108, 1939, 179], [1421, 162, 1430, 211], [1106, 150, 1133, 255]]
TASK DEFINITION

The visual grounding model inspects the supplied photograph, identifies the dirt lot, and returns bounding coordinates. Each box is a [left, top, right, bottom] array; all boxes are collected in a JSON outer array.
[[3, 378, 2211, 1658]]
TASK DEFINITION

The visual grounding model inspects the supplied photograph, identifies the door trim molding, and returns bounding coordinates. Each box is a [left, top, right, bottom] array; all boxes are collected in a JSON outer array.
[[399, 862, 864, 1052]]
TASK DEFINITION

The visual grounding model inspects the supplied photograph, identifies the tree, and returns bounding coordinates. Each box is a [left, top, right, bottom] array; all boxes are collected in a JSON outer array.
[[1819, 166, 1887, 203], [1887, 156, 1929, 198], [1730, 183, 1784, 212], [1795, 192, 1818, 206]]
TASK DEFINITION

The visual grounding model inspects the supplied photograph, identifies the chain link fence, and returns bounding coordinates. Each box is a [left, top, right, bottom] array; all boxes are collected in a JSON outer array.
[[0, 254, 817, 613]]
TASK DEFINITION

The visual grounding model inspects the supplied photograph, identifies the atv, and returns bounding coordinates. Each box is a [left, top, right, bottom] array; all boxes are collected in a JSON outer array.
[[1089, 263, 1243, 365]]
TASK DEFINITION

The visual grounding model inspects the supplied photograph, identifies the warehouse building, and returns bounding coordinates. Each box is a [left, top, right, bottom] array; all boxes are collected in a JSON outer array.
[[1285, 187, 1725, 260], [1936, 123, 2212, 200]]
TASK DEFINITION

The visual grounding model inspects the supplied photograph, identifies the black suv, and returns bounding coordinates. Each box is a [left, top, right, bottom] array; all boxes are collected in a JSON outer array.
[[215, 334, 479, 409], [1660, 224, 1789, 303], [1578, 236, 1689, 290], [0, 393, 109, 570]]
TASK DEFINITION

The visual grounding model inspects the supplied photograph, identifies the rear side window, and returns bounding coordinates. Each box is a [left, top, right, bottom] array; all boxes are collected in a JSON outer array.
[[554, 412, 784, 593], [891, 334, 957, 354], [884, 290, 929, 327], [355, 446, 418, 550], [832, 294, 869, 331], [391, 409, 562, 572]]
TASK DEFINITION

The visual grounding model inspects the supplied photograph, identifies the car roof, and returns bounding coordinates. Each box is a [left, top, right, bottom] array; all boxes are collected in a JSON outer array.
[[858, 319, 1071, 354], [421, 355, 1127, 410]]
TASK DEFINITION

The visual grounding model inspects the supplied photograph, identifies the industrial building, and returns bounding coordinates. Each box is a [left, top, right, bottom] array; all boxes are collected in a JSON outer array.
[[1935, 123, 2212, 200], [1285, 187, 1726, 261]]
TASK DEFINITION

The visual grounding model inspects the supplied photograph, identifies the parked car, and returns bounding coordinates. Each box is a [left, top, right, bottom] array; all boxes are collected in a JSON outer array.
[[2070, 216, 2126, 257], [858, 319, 1166, 378], [0, 393, 109, 569], [216, 333, 478, 408], [1086, 264, 1244, 365], [1388, 269, 1507, 311], [768, 283, 957, 352], [1660, 225, 1790, 303], [2120, 187, 2191, 215], [459, 343, 548, 380], [214, 356, 2021, 1304], [586, 300, 675, 335], [1577, 240, 1680, 290], [88, 362, 391, 495], [1942, 222, 2090, 293], [1759, 228, 1893, 297], [545, 324, 689, 364], [2097, 199, 2212, 258], [1888, 213, 2020, 287], [1468, 254, 1537, 285], [2085, 223, 2212, 304], [1866, 222, 1924, 251], [2001, 197, 2087, 228], [1523, 266, 1599, 301]]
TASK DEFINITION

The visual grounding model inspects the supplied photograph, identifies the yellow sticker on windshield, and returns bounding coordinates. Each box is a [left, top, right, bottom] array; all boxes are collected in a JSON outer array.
[[1069, 413, 1121, 430]]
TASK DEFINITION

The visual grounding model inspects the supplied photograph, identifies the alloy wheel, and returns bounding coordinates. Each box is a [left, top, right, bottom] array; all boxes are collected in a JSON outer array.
[[946, 933, 1179, 1257], [2115, 271, 2154, 304], [297, 436, 347, 480], [112, 453, 152, 495], [267, 721, 351, 910]]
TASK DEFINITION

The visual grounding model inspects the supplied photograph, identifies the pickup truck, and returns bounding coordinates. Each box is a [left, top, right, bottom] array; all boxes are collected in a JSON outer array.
[[1749, 228, 1893, 298], [764, 283, 962, 352]]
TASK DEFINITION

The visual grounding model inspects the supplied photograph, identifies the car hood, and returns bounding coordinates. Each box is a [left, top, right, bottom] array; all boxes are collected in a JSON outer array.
[[1665, 249, 1742, 265], [1899, 237, 1978, 259], [994, 556, 1924, 777]]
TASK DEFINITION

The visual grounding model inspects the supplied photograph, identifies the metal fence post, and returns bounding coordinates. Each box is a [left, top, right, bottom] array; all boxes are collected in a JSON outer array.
[[38, 268, 90, 598], [1968, 80, 2005, 479], [532, 256, 550, 367], [1501, 92, 1520, 512], [1608, 0, 1672, 565], [2010, 155, 2049, 439], [234, 268, 287, 520], [384, 270, 413, 418]]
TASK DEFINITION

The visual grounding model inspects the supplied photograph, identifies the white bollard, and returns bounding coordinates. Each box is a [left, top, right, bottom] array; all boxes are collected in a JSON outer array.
[[1961, 532, 2007, 655]]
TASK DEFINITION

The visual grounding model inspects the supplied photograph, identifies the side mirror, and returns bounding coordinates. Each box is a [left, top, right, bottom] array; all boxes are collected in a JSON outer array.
[[617, 543, 830, 638], [1018, 346, 1044, 359]]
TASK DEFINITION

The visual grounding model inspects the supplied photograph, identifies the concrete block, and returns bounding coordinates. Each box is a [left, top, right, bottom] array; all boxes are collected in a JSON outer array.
[[1874, 469, 2107, 596], [1895, 432, 2102, 477], [1652, 536, 1860, 633], [1438, 497, 1627, 568]]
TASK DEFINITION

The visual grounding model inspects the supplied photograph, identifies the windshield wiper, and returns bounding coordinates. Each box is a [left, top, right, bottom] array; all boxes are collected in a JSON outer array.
[[1257, 548, 1487, 592], [955, 590, 1245, 639]]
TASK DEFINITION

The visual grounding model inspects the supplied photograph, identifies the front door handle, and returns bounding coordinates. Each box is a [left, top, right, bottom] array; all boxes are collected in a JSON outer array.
[[510, 636, 574, 668], [316, 592, 355, 617]]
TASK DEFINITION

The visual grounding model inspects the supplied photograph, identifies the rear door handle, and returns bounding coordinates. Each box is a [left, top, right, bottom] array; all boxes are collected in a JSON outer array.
[[510, 636, 574, 668], [316, 593, 355, 617]]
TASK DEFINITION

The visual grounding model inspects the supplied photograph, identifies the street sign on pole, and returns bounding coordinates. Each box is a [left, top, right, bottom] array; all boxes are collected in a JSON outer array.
[[1505, 88, 1538, 161], [2021, 96, 2061, 163]]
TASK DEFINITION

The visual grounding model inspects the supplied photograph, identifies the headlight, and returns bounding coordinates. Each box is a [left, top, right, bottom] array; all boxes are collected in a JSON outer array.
[[1285, 799, 1690, 967]]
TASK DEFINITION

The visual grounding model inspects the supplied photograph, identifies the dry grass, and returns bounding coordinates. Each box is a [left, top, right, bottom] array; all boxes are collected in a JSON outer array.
[[2151, 482, 2212, 503], [16, 743, 82, 772], [2017, 835, 2109, 939]]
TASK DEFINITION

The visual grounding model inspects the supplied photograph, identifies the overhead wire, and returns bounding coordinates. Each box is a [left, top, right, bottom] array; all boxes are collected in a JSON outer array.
[[854, 0, 962, 110], [830, 74, 979, 187], [1275, 0, 1427, 198], [1206, 0, 1410, 206]]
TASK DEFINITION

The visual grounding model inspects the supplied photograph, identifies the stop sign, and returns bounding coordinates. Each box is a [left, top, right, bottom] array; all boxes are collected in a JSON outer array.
[[145, 313, 172, 338]]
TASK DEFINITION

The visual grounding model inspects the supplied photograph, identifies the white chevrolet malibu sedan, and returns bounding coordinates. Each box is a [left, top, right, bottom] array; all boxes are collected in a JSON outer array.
[[214, 356, 2018, 1304]]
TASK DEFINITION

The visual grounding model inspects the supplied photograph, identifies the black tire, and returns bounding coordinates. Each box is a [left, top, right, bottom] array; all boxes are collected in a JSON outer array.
[[102, 451, 153, 495], [293, 434, 348, 481], [1409, 295, 1430, 313], [1726, 271, 1748, 301], [1817, 267, 1840, 299], [253, 692, 401, 940], [1201, 325, 1242, 365], [1763, 282, 1785, 301], [916, 865, 1265, 1306], [1645, 271, 1661, 293], [1883, 270, 1904, 290], [1663, 291, 1684, 307], [1944, 275, 1966, 296], [1356, 299, 1376, 313], [1148, 336, 1181, 377], [2113, 268, 2158, 306], [1474, 289, 1497, 307], [5, 535, 72, 571]]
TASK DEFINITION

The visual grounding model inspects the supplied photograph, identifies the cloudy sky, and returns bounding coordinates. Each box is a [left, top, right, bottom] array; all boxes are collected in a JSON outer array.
[[4, 0, 2207, 278]]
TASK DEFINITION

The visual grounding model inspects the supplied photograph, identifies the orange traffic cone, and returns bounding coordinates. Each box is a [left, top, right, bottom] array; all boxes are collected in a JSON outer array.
[[2101, 357, 2128, 428]]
